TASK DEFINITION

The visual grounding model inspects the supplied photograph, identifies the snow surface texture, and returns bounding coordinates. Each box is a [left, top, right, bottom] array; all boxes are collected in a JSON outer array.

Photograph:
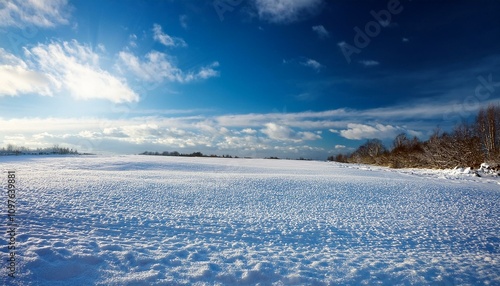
[[1, 155, 499, 285]]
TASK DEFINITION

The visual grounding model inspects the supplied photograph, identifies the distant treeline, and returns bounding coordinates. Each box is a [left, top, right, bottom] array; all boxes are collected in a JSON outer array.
[[140, 151, 313, 161], [0, 144, 79, 155], [140, 151, 239, 158], [329, 103, 500, 169]]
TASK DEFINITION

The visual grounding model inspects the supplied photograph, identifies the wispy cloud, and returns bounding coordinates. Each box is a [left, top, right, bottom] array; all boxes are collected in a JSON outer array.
[[28, 40, 139, 103], [283, 57, 323, 72], [0, 0, 71, 28], [194, 62, 220, 80], [1, 32, 218, 102], [118, 51, 219, 83], [153, 24, 187, 48], [339, 123, 420, 140], [359, 60, 380, 67], [0, 48, 52, 96], [301, 58, 323, 71], [312, 25, 329, 39], [128, 34, 138, 48], [253, 0, 323, 23], [261, 123, 321, 142], [241, 128, 257, 135], [0, 41, 139, 103], [118, 51, 185, 83]]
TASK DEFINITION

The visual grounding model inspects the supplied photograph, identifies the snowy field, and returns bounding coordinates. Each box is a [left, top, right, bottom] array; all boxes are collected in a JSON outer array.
[[1, 155, 499, 285]]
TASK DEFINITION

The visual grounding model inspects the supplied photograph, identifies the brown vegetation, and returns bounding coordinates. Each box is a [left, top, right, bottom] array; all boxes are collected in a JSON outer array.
[[329, 103, 500, 169]]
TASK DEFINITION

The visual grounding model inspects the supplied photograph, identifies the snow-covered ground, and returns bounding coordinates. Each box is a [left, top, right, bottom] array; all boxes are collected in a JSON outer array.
[[1, 155, 499, 285]]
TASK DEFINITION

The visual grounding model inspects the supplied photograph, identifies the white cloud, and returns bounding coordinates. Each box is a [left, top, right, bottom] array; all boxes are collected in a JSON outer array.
[[3, 96, 471, 156], [312, 25, 329, 39], [129, 34, 138, 48], [118, 51, 219, 83], [300, 131, 322, 141], [0, 98, 454, 157], [358, 103, 460, 120], [283, 57, 323, 72], [213, 105, 455, 133], [153, 24, 187, 47], [254, 0, 323, 23], [0, 65, 52, 96], [118, 51, 184, 82], [216, 110, 349, 128], [261, 123, 296, 141], [0, 48, 52, 96], [0, 117, 249, 155], [242, 128, 257, 135], [302, 58, 322, 71], [359, 60, 379, 67], [103, 127, 128, 138], [335, 144, 346, 149], [190, 62, 220, 80], [0, 0, 71, 28], [261, 123, 321, 142], [28, 40, 139, 103], [339, 123, 414, 140], [1, 42, 138, 103]]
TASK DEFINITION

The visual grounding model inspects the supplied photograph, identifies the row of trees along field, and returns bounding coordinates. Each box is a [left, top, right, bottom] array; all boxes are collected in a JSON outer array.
[[329, 104, 500, 169], [0, 144, 78, 155]]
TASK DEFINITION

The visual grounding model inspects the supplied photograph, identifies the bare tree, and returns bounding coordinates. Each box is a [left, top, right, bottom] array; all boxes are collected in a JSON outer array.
[[452, 122, 482, 167], [349, 139, 386, 164], [476, 104, 500, 160], [393, 133, 409, 151]]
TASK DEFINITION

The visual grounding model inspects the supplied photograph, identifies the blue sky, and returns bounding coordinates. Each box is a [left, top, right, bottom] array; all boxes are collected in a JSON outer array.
[[1, 0, 500, 159]]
